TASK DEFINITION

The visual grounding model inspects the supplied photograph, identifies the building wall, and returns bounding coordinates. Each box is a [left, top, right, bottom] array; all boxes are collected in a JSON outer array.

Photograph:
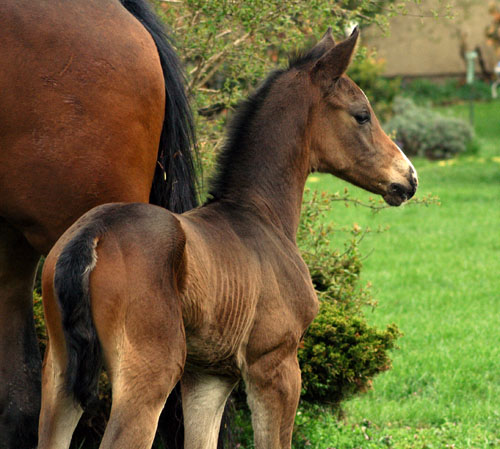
[[363, 0, 497, 77]]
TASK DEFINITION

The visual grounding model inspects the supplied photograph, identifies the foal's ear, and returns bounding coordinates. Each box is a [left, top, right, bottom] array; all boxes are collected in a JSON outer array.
[[310, 26, 359, 89], [315, 27, 336, 52], [304, 27, 336, 62]]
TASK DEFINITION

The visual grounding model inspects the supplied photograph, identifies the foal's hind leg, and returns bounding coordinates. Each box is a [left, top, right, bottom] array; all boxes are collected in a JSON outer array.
[[181, 372, 236, 449], [0, 220, 41, 449], [38, 342, 83, 449], [99, 336, 186, 449], [38, 251, 83, 449], [244, 353, 301, 449], [95, 290, 187, 449]]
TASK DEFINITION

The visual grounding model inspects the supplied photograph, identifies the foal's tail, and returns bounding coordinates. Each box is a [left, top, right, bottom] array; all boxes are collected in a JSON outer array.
[[120, 0, 198, 213], [53, 220, 107, 408]]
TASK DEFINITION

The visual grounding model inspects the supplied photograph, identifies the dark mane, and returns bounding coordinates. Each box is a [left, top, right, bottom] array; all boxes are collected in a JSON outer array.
[[206, 41, 329, 204], [206, 69, 284, 203]]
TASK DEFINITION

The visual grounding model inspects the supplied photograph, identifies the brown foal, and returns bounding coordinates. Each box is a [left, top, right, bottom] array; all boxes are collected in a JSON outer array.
[[39, 28, 417, 449]]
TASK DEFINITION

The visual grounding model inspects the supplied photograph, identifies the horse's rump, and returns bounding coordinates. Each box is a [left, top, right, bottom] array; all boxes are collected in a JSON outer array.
[[0, 0, 196, 253], [50, 203, 187, 407], [1, 1, 198, 447]]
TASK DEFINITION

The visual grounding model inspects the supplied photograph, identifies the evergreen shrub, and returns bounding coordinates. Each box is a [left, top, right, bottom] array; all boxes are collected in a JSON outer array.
[[297, 191, 401, 407], [385, 97, 474, 159]]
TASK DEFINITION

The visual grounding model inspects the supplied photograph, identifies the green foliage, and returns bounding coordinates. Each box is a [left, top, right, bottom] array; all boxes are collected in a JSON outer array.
[[385, 97, 474, 159], [402, 78, 492, 106], [153, 0, 407, 178], [225, 404, 500, 449], [297, 190, 401, 407], [33, 292, 47, 356], [299, 302, 400, 406], [292, 407, 500, 449]]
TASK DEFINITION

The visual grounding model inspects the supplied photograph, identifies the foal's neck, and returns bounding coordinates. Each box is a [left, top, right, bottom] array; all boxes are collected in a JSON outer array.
[[211, 74, 311, 241]]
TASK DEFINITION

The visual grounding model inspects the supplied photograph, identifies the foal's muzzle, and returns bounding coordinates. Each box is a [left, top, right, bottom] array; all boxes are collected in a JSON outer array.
[[384, 167, 418, 206]]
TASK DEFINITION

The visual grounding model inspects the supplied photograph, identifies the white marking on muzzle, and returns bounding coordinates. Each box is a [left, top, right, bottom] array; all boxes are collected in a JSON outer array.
[[396, 144, 418, 183], [360, 86, 418, 184]]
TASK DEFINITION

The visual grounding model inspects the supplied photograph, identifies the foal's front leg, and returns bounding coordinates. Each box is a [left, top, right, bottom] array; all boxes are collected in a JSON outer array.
[[244, 352, 301, 449]]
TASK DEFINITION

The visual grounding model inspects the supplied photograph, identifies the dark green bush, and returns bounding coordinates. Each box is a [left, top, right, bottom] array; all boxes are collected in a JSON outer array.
[[297, 190, 401, 407], [299, 302, 400, 405], [385, 97, 474, 159]]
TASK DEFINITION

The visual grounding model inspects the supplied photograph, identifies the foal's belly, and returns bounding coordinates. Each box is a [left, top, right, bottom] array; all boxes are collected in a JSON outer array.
[[184, 334, 242, 377], [182, 291, 258, 377]]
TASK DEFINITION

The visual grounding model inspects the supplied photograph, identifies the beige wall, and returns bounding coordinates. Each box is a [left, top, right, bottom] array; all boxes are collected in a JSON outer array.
[[363, 0, 497, 77]]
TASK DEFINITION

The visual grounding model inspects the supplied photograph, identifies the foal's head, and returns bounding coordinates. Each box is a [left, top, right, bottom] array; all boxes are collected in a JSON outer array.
[[303, 28, 417, 206]]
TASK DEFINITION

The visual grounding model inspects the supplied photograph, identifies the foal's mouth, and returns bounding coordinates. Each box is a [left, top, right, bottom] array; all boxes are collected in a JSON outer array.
[[382, 165, 418, 206], [383, 181, 417, 206]]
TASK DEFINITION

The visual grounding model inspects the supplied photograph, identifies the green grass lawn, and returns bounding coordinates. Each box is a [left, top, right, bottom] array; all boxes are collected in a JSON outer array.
[[299, 100, 500, 448]]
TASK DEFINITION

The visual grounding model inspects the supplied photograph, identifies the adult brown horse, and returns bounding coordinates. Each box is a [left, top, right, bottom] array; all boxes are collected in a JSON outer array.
[[39, 28, 418, 449], [0, 0, 197, 447]]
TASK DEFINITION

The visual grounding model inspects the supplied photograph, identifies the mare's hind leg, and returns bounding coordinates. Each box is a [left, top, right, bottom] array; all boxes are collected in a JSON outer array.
[[181, 373, 236, 449], [244, 353, 301, 449], [0, 220, 41, 449]]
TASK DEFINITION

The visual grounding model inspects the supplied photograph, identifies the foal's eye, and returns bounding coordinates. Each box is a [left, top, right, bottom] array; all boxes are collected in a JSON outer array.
[[354, 112, 371, 125]]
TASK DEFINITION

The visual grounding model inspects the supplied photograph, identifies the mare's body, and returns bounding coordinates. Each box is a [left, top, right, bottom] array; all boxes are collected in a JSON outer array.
[[0, 0, 196, 447], [39, 28, 418, 449]]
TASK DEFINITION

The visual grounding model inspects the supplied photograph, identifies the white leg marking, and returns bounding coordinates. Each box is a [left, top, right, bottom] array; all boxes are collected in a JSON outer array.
[[182, 373, 236, 449]]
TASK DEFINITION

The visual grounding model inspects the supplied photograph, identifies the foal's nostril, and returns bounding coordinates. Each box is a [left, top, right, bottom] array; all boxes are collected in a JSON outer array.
[[389, 183, 407, 198], [407, 184, 416, 200], [388, 182, 415, 201]]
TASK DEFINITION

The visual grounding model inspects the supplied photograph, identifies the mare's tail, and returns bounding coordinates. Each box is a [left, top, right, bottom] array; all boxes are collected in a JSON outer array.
[[114, 3, 201, 447], [53, 221, 106, 408], [120, 0, 198, 213]]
